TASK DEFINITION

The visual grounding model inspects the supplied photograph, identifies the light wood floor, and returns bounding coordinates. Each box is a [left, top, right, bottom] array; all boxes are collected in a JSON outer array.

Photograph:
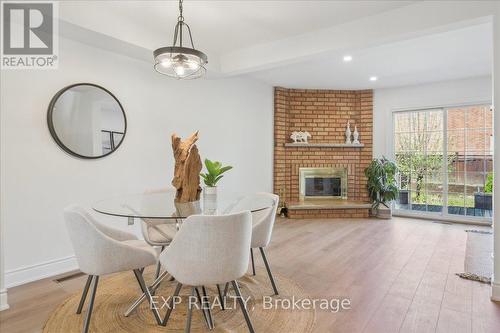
[[1, 217, 499, 333]]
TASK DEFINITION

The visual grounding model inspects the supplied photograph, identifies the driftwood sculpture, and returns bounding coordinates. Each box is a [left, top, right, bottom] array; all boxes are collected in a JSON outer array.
[[171, 131, 202, 203]]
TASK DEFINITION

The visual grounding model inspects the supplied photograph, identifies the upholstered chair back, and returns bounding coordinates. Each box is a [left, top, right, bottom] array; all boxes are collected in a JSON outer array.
[[160, 211, 252, 286], [140, 187, 177, 246], [64, 205, 156, 276], [228, 193, 279, 248], [71, 205, 138, 242]]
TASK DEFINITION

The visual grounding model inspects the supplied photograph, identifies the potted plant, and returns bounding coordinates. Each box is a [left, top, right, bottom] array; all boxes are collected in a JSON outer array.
[[364, 157, 399, 218], [474, 172, 493, 211], [200, 159, 233, 211]]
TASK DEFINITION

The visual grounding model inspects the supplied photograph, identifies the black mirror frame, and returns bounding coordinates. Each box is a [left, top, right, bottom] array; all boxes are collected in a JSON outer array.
[[47, 83, 127, 159]]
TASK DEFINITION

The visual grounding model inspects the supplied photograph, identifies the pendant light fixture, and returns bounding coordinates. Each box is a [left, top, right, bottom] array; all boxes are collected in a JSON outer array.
[[153, 0, 208, 79]]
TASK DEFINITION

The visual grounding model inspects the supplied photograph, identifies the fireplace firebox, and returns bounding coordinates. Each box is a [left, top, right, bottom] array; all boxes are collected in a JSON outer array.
[[299, 167, 348, 200]]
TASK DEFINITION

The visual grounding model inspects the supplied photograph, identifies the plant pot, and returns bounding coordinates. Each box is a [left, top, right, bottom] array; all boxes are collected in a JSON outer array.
[[203, 186, 217, 214], [474, 192, 492, 210], [174, 200, 201, 216], [399, 190, 409, 205], [376, 206, 392, 219]]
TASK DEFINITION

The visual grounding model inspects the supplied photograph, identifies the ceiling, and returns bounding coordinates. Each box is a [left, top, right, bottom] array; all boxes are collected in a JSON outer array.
[[60, 1, 416, 57], [59, 1, 494, 89], [248, 23, 493, 89]]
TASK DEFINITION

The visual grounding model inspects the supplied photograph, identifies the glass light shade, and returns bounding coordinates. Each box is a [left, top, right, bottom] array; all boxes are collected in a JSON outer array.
[[153, 46, 207, 79]]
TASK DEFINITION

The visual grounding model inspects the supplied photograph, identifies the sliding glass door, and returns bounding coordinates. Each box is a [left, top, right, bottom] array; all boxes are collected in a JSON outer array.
[[446, 106, 493, 217], [394, 109, 445, 213], [393, 105, 492, 221]]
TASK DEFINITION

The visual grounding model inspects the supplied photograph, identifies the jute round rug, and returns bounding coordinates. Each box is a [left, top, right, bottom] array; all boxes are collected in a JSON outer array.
[[43, 268, 315, 332]]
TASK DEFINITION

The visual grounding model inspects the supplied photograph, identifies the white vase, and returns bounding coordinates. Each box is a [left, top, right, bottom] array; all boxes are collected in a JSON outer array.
[[353, 126, 360, 144], [345, 121, 352, 144], [203, 186, 217, 214], [174, 200, 201, 217]]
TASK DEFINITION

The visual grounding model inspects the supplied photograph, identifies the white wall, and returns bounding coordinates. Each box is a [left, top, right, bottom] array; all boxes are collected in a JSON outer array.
[[373, 76, 492, 158], [0, 37, 273, 288]]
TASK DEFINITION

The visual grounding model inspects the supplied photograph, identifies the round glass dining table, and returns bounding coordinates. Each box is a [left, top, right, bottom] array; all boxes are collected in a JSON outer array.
[[92, 191, 273, 225], [93, 191, 274, 320]]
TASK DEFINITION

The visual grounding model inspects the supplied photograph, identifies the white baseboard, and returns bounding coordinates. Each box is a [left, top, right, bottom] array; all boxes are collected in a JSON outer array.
[[5, 255, 78, 288], [492, 279, 500, 301], [0, 288, 8, 311]]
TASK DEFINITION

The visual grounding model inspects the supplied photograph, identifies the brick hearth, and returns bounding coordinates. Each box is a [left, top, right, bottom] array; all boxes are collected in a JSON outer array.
[[273, 87, 373, 218]]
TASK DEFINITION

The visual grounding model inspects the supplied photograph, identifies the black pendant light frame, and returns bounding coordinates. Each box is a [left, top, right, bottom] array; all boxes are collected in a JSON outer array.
[[153, 0, 208, 78]]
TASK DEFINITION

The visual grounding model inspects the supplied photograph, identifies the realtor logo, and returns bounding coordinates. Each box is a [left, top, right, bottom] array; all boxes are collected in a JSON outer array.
[[1, 1, 58, 69]]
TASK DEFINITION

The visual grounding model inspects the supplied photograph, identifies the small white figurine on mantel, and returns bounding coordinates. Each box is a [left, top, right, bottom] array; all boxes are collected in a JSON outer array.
[[353, 126, 360, 144], [345, 121, 352, 144], [290, 131, 311, 143]]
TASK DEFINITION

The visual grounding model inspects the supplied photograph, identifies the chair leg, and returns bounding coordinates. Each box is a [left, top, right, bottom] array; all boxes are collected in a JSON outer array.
[[82, 276, 99, 333], [154, 246, 165, 280], [223, 282, 229, 298], [185, 287, 195, 333], [250, 248, 256, 276], [216, 284, 225, 310], [202, 286, 214, 329], [133, 269, 162, 325], [124, 270, 169, 317], [162, 282, 183, 326], [195, 287, 212, 329], [231, 280, 255, 333], [154, 262, 162, 280], [259, 247, 279, 295], [76, 275, 93, 314]]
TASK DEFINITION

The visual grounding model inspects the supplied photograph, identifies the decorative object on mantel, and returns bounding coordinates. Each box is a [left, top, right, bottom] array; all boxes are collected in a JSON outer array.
[[171, 131, 202, 203], [153, 0, 208, 79], [352, 126, 360, 144], [290, 131, 311, 143], [200, 159, 233, 213], [364, 157, 399, 219], [345, 121, 352, 144]]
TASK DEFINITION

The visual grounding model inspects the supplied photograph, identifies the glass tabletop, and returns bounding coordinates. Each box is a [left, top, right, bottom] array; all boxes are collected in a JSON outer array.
[[92, 191, 273, 220]]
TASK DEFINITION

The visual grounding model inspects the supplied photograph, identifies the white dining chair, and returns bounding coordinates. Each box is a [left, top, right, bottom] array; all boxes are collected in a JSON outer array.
[[228, 192, 280, 295], [64, 205, 162, 333], [156, 211, 255, 332], [140, 187, 178, 279]]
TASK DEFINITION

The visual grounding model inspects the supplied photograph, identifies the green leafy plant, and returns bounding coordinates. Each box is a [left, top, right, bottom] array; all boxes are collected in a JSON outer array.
[[484, 173, 493, 193], [364, 157, 399, 212], [200, 159, 233, 187]]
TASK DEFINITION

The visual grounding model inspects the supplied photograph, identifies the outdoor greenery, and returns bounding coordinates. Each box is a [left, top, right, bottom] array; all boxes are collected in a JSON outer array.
[[484, 173, 493, 193], [395, 111, 461, 202], [364, 157, 399, 211], [410, 192, 474, 207], [395, 109, 493, 215], [200, 159, 233, 187]]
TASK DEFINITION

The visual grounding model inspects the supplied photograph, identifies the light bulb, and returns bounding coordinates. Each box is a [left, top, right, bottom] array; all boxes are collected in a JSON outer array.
[[174, 64, 185, 76], [187, 61, 200, 70], [343, 55, 352, 62]]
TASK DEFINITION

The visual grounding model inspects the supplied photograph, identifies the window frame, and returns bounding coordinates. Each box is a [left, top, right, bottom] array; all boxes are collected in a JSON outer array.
[[391, 102, 492, 225]]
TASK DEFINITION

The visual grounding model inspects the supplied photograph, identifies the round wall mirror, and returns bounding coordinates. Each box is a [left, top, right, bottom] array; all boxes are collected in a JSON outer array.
[[47, 83, 127, 159]]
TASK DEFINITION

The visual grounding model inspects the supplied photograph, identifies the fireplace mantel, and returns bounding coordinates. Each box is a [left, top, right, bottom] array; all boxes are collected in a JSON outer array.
[[284, 143, 365, 148]]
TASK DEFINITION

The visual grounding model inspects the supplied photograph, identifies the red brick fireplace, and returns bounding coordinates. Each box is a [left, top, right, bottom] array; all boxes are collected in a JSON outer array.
[[273, 87, 373, 218]]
